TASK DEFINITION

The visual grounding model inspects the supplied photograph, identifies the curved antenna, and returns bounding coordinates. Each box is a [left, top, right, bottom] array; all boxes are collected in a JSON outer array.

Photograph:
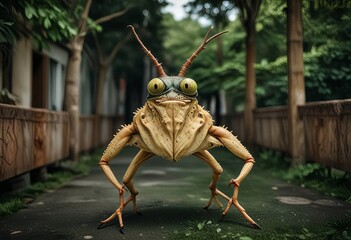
[[128, 25, 167, 77], [178, 27, 229, 77]]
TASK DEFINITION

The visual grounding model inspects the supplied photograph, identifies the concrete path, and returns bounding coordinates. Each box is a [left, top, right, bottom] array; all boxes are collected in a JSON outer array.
[[1, 148, 350, 239]]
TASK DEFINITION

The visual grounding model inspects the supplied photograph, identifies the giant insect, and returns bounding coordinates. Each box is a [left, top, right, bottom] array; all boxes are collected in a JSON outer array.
[[98, 25, 260, 234]]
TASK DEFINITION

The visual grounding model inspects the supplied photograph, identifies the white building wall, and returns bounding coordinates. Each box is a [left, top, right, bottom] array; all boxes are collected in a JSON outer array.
[[12, 39, 32, 107]]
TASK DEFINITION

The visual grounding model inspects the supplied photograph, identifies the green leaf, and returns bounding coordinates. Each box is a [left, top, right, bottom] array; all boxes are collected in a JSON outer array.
[[239, 237, 253, 240], [25, 6, 33, 19], [67, 26, 77, 36], [298, 234, 306, 240], [95, 25, 103, 32], [58, 21, 66, 29], [44, 18, 51, 29], [197, 221, 205, 230], [38, 8, 46, 17]]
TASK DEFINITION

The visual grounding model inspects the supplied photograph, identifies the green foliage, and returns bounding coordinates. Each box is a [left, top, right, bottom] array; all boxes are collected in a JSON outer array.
[[255, 1, 351, 107], [185, 0, 235, 26], [0, 1, 29, 55], [23, 0, 77, 45], [163, 15, 212, 76], [0, 0, 79, 52], [256, 148, 291, 171], [169, 216, 351, 239], [0, 198, 24, 217], [256, 0, 286, 62], [257, 148, 351, 202], [304, 42, 351, 101], [169, 220, 254, 239], [284, 163, 351, 202], [0, 88, 20, 105], [255, 56, 288, 107]]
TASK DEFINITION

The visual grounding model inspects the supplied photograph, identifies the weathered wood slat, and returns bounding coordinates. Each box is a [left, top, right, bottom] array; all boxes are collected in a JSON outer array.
[[79, 115, 123, 153], [0, 104, 70, 181], [253, 106, 289, 153], [225, 99, 351, 172], [299, 99, 351, 172]]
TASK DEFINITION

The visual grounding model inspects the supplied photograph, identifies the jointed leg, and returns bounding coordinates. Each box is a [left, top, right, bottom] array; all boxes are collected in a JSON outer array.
[[98, 124, 137, 233], [209, 126, 261, 229], [194, 150, 229, 209], [222, 179, 261, 229], [122, 150, 154, 215], [99, 149, 153, 233]]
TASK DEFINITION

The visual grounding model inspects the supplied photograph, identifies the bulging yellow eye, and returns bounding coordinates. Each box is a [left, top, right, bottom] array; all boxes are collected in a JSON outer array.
[[147, 78, 165, 95], [179, 78, 197, 96]]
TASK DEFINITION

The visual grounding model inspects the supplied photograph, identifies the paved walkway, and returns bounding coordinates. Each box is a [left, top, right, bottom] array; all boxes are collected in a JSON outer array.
[[1, 148, 350, 239]]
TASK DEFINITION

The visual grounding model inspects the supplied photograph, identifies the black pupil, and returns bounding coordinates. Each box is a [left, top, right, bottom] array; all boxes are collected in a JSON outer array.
[[185, 83, 189, 89], [154, 84, 158, 89]]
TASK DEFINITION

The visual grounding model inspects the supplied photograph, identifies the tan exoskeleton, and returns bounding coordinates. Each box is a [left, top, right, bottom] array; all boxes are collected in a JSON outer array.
[[98, 25, 261, 234]]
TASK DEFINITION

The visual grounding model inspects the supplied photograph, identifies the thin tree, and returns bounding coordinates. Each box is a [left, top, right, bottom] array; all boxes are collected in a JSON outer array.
[[236, 0, 262, 145], [287, 0, 305, 166], [64, 0, 130, 161], [93, 33, 130, 115]]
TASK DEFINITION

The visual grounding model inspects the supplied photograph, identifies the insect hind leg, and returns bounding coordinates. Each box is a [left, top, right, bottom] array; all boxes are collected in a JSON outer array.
[[122, 150, 154, 214]]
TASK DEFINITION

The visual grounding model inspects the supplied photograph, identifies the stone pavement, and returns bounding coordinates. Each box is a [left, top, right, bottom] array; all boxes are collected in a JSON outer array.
[[0, 148, 350, 239]]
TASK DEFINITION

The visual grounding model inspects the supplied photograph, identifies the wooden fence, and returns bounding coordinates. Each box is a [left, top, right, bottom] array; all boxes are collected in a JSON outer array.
[[79, 115, 123, 153], [0, 104, 69, 181], [0, 104, 124, 182], [223, 99, 351, 172], [253, 106, 289, 153], [222, 112, 245, 141], [299, 100, 351, 172]]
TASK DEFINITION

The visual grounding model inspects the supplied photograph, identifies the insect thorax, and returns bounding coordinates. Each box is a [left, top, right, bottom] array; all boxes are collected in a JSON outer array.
[[132, 100, 216, 161]]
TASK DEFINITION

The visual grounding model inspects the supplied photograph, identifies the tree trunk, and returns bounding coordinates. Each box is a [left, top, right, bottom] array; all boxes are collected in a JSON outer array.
[[64, 0, 92, 161], [244, 18, 257, 145], [95, 64, 107, 115], [65, 37, 84, 161], [287, 0, 305, 166]]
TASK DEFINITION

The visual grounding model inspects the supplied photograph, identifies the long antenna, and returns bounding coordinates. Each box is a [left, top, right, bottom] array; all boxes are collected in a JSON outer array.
[[128, 25, 167, 77], [178, 27, 228, 77]]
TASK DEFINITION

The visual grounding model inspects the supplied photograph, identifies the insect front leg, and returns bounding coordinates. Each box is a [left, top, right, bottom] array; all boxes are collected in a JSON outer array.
[[98, 124, 136, 233], [194, 150, 229, 209], [209, 126, 261, 229], [122, 150, 154, 215]]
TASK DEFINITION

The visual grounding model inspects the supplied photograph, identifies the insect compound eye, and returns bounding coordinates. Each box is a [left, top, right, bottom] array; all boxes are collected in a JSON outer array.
[[179, 78, 197, 96], [147, 78, 166, 95]]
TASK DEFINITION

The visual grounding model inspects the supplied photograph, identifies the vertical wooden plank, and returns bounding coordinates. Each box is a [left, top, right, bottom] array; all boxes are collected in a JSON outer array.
[[299, 100, 351, 172], [287, 0, 306, 166]]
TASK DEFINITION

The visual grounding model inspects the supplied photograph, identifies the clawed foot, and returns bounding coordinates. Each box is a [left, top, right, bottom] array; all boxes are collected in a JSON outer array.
[[124, 192, 142, 215], [219, 179, 261, 229], [98, 186, 142, 234], [204, 184, 231, 210], [203, 180, 261, 230], [203, 189, 224, 209]]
